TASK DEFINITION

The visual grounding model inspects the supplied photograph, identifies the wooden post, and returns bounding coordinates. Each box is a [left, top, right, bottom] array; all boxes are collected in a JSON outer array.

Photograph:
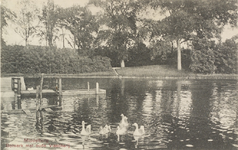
[[17, 78, 21, 109], [55, 78, 59, 90], [58, 95, 62, 106], [96, 82, 99, 94], [13, 94, 17, 110], [36, 85, 40, 110], [17, 79, 21, 95], [36, 86, 40, 99], [87, 82, 90, 91], [40, 74, 44, 106], [58, 78, 62, 95], [12, 78, 18, 92]]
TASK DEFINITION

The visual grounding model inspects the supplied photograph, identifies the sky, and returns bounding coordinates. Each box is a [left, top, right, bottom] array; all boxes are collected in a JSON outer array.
[[2, 0, 238, 48], [2, 0, 91, 47]]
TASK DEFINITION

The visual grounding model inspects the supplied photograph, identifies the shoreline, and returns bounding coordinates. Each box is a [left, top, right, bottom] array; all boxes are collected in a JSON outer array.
[[1, 73, 237, 80]]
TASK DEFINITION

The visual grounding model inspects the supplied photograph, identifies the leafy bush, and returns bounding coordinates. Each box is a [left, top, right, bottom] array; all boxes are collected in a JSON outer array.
[[189, 37, 237, 74], [214, 39, 237, 74], [1, 45, 112, 74], [127, 43, 152, 67], [190, 39, 216, 74]]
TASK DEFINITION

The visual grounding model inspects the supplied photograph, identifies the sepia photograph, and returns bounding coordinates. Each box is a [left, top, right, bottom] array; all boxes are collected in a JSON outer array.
[[1, 0, 238, 149]]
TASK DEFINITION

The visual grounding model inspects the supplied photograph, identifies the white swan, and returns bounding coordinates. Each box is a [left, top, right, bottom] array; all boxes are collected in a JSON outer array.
[[133, 123, 145, 136], [81, 121, 91, 136], [116, 126, 127, 141], [119, 114, 129, 129], [99, 124, 111, 135]]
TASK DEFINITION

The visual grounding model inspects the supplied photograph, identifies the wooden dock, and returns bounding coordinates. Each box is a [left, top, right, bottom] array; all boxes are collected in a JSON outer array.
[[21, 89, 106, 97], [21, 89, 57, 97], [1, 76, 106, 98], [62, 89, 106, 96]]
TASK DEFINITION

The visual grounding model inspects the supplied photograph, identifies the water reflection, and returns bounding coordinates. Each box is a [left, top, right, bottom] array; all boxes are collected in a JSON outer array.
[[1, 79, 238, 149]]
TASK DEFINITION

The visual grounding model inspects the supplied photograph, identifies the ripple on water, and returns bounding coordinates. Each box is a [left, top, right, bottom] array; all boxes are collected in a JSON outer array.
[[232, 144, 238, 148], [186, 144, 194, 147], [2, 79, 238, 150]]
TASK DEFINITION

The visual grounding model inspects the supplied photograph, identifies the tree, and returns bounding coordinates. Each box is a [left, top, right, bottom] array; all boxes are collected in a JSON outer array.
[[90, 0, 140, 67], [59, 6, 99, 55], [190, 38, 216, 73], [147, 0, 238, 70], [214, 37, 238, 74], [1, 5, 16, 46], [14, 0, 39, 46], [37, 0, 61, 48]]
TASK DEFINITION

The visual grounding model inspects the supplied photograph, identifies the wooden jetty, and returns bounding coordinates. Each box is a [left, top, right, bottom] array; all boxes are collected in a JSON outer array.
[[62, 89, 106, 96], [21, 89, 57, 97], [20, 89, 106, 97], [1, 75, 106, 117], [1, 76, 106, 98]]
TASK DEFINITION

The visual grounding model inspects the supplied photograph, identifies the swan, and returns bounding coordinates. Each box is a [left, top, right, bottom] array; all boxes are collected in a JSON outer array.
[[81, 121, 91, 136], [116, 126, 127, 141], [119, 114, 129, 129], [99, 124, 111, 135], [133, 123, 145, 136]]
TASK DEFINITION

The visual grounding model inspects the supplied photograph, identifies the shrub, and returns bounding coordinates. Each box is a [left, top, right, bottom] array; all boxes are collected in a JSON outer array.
[[1, 45, 112, 74], [214, 39, 237, 74], [189, 39, 216, 74]]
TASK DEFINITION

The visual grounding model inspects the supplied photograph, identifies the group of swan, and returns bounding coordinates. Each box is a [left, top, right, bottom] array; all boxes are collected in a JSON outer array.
[[80, 114, 145, 140], [117, 114, 145, 137]]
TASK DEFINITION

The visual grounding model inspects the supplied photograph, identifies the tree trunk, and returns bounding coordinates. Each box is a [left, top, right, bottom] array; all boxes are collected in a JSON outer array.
[[48, 31, 53, 48], [177, 39, 182, 70], [121, 60, 125, 68], [62, 34, 65, 48]]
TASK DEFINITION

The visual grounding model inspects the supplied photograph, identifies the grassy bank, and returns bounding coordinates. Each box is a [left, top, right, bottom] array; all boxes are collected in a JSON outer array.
[[115, 65, 237, 79], [116, 65, 193, 77], [1, 65, 237, 79]]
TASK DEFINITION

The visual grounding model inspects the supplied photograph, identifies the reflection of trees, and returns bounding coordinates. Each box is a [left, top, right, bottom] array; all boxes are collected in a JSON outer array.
[[47, 96, 61, 106], [107, 79, 122, 123], [28, 78, 238, 149], [126, 79, 148, 124], [190, 81, 213, 119], [181, 80, 238, 149], [107, 79, 149, 124], [210, 81, 237, 128], [185, 81, 214, 147]]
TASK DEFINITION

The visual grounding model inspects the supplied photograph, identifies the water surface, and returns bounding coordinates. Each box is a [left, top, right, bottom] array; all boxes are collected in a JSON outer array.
[[1, 78, 238, 149]]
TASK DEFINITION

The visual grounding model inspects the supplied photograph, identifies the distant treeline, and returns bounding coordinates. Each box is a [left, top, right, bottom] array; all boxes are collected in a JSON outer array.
[[1, 37, 237, 74], [95, 38, 237, 74], [1, 45, 112, 74]]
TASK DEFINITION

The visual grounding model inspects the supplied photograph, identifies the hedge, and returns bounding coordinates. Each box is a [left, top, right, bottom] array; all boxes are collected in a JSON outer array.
[[1, 45, 112, 74]]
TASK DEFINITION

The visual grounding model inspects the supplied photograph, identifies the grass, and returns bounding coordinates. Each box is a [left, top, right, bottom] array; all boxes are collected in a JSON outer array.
[[116, 65, 194, 77], [1, 65, 237, 78]]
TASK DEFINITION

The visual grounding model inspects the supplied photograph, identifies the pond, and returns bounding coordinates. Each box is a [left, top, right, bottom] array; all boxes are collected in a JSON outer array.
[[1, 78, 238, 150]]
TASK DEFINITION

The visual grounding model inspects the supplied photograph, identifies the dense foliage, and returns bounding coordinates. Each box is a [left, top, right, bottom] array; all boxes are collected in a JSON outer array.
[[2, 0, 238, 74], [145, 0, 237, 71], [1, 45, 111, 74], [214, 38, 238, 74], [190, 39, 216, 74]]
